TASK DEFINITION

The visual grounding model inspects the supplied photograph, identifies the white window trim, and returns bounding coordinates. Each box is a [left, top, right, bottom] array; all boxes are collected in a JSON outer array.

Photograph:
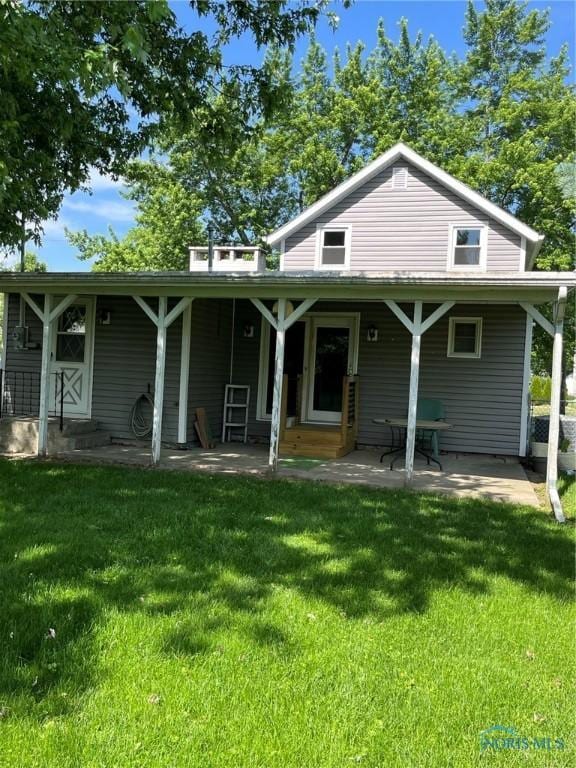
[[315, 224, 352, 271], [447, 317, 483, 359], [447, 223, 488, 272]]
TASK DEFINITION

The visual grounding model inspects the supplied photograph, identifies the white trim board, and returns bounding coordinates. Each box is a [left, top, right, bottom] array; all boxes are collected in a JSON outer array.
[[447, 317, 483, 359], [1, 292, 8, 368], [519, 314, 533, 457], [315, 223, 352, 271], [266, 143, 543, 252], [446, 223, 488, 272]]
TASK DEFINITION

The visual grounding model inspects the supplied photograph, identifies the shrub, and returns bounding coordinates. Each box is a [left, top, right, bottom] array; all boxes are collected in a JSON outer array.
[[531, 375, 552, 402]]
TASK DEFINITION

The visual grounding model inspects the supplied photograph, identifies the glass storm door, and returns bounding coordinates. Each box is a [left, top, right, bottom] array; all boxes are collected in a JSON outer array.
[[306, 317, 356, 423], [50, 298, 95, 416]]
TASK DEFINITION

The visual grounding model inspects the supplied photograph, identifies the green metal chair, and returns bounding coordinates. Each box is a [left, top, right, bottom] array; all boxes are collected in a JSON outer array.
[[416, 399, 446, 460]]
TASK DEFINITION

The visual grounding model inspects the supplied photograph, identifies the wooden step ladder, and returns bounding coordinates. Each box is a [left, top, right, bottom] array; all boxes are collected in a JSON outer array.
[[222, 384, 250, 443]]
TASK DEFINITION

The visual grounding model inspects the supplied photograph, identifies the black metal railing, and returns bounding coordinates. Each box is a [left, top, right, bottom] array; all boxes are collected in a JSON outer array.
[[0, 369, 65, 430]]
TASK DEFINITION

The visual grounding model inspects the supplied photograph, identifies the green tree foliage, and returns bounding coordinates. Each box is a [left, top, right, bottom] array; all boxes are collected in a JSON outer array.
[[68, 162, 204, 271], [0, 0, 325, 248]]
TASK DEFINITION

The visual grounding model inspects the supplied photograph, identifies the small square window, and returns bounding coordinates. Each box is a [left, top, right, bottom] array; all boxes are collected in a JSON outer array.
[[449, 225, 486, 269], [316, 226, 351, 269], [447, 317, 482, 359]]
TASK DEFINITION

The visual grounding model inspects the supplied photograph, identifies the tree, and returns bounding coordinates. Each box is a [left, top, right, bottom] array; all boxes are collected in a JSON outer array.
[[452, 0, 575, 375], [0, 0, 325, 248], [452, 0, 575, 273], [68, 162, 204, 271]]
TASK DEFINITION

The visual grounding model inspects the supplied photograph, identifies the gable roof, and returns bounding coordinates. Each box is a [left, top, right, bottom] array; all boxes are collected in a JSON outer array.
[[266, 143, 544, 260]]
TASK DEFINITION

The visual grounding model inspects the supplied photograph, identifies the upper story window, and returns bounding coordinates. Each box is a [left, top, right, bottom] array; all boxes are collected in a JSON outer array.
[[448, 224, 487, 270], [315, 224, 351, 270]]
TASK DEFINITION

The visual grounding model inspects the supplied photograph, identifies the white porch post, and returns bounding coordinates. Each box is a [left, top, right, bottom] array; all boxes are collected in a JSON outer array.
[[21, 292, 79, 457], [177, 301, 193, 445], [269, 299, 286, 472], [249, 297, 317, 472], [520, 288, 568, 522], [405, 301, 423, 482], [547, 288, 567, 522], [38, 294, 53, 457], [132, 295, 193, 465], [152, 297, 168, 465]]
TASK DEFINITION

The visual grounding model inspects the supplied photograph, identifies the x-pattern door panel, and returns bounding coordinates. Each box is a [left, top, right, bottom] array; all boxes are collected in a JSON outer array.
[[50, 298, 95, 417]]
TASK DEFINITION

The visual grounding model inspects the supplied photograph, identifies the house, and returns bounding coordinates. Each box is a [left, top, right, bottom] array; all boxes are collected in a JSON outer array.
[[0, 144, 573, 519]]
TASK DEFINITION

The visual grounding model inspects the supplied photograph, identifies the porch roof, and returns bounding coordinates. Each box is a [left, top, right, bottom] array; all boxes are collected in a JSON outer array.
[[0, 270, 573, 303]]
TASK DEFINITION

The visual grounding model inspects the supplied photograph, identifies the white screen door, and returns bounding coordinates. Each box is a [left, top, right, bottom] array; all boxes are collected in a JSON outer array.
[[306, 317, 357, 423], [50, 298, 95, 417]]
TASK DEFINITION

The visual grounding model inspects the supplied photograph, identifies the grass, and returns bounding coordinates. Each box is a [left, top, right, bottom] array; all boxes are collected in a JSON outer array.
[[0, 459, 574, 768]]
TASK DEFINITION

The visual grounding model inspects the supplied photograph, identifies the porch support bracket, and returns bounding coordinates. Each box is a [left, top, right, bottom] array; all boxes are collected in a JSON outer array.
[[519, 302, 554, 338], [250, 298, 278, 332]]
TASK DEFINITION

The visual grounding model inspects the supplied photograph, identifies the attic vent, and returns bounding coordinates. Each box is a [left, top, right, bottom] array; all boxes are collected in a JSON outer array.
[[392, 166, 408, 189]]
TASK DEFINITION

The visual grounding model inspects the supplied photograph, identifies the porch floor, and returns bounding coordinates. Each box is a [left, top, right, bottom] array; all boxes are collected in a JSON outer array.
[[10, 442, 541, 507]]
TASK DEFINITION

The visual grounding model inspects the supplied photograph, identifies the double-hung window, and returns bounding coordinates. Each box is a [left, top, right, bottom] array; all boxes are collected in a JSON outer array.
[[448, 225, 487, 270], [316, 225, 351, 270]]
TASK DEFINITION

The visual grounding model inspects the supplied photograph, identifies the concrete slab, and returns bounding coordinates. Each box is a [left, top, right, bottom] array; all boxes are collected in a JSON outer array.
[[2, 441, 540, 508]]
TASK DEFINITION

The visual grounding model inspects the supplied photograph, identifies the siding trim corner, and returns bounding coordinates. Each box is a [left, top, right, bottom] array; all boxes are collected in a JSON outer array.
[[519, 312, 533, 457]]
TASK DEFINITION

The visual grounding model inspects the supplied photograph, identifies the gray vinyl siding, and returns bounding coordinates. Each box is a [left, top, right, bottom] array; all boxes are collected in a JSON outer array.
[[283, 161, 521, 272], [236, 300, 526, 456], [186, 298, 233, 443], [230, 299, 270, 440], [91, 296, 232, 443], [356, 303, 526, 454]]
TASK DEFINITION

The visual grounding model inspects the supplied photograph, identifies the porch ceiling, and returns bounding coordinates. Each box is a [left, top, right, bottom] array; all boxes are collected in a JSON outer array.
[[0, 270, 573, 304]]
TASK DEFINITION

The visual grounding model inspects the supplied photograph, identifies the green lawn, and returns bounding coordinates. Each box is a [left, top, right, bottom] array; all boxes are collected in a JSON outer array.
[[0, 460, 574, 768]]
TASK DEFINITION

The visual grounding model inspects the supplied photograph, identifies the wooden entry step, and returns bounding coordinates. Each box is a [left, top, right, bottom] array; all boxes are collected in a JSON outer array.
[[279, 424, 355, 459]]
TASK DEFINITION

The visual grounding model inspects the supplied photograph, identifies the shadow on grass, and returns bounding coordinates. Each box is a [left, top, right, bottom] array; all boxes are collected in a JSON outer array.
[[0, 458, 573, 719]]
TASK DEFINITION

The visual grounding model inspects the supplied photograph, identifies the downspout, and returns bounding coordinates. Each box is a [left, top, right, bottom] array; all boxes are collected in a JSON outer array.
[[547, 286, 568, 523]]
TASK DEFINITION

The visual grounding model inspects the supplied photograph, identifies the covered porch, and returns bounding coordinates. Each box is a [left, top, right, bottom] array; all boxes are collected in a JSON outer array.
[[0, 269, 572, 519]]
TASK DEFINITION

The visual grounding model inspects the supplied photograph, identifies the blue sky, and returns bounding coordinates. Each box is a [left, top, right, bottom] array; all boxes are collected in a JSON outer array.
[[31, 0, 575, 272]]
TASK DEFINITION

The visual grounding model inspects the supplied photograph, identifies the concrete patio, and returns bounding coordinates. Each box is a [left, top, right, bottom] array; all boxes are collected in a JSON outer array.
[[14, 441, 541, 507]]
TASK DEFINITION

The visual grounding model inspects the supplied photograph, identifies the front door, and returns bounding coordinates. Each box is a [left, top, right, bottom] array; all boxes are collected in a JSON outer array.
[[50, 298, 95, 417], [306, 317, 357, 423]]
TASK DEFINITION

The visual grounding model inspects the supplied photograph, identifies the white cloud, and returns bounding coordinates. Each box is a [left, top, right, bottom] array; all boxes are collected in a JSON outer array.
[[41, 215, 75, 241], [63, 199, 136, 223], [85, 167, 126, 192]]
